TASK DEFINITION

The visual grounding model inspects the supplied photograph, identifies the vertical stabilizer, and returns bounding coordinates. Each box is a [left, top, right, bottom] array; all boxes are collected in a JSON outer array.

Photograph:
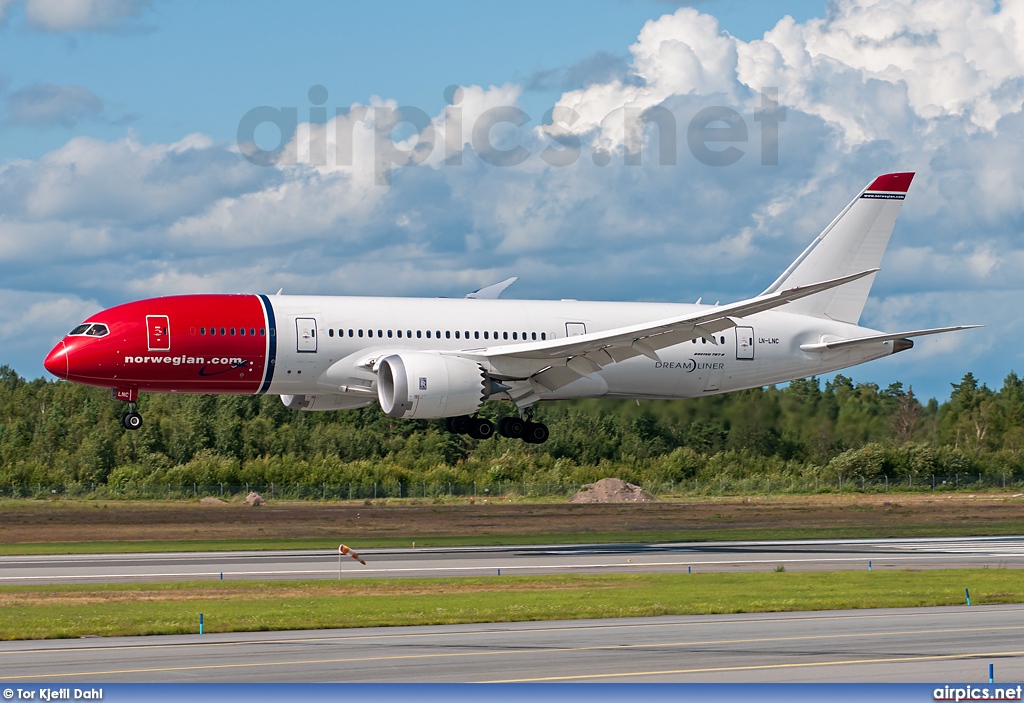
[[761, 172, 914, 324]]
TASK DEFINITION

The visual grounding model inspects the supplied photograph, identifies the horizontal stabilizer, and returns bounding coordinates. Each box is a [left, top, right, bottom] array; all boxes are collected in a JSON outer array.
[[799, 325, 982, 353]]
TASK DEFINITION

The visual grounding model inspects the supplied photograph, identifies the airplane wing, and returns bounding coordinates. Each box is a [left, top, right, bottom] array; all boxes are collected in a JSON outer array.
[[798, 325, 982, 353], [455, 269, 878, 392]]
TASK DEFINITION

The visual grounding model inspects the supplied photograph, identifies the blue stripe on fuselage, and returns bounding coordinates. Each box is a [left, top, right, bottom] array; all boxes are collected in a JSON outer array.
[[257, 294, 277, 394]]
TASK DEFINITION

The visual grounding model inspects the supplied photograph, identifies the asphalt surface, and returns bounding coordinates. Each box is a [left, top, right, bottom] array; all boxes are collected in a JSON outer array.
[[2, 606, 1022, 682], [3, 536, 1024, 584]]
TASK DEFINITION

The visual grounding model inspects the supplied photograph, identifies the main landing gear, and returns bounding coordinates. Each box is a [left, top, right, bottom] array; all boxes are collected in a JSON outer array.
[[445, 415, 494, 440], [121, 403, 143, 431], [445, 410, 549, 444]]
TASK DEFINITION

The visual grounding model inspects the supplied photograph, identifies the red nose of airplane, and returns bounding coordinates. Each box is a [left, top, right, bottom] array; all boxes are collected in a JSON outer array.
[[44, 341, 69, 379]]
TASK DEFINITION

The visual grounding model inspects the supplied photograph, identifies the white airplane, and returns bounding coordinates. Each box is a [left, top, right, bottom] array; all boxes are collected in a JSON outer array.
[[44, 172, 977, 442]]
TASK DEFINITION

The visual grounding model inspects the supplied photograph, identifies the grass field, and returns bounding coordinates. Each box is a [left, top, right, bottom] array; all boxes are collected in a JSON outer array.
[[2, 494, 1024, 555], [1, 570, 1019, 640]]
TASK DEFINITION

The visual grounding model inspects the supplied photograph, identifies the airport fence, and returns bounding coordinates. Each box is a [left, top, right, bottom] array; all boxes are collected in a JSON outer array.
[[3, 474, 1024, 500]]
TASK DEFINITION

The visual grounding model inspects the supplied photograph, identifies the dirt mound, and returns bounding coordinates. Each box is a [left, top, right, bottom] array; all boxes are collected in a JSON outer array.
[[245, 492, 266, 506], [568, 478, 658, 503], [199, 497, 227, 506]]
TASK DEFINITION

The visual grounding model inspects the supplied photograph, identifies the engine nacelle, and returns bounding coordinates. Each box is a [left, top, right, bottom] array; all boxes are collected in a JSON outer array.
[[281, 394, 375, 412], [376, 353, 487, 419]]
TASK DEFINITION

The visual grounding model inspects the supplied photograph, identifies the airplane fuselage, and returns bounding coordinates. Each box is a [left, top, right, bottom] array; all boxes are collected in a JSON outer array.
[[45, 293, 895, 405]]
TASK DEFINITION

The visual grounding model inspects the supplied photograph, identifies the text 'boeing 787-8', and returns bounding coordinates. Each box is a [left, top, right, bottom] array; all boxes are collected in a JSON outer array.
[[44, 172, 978, 443]]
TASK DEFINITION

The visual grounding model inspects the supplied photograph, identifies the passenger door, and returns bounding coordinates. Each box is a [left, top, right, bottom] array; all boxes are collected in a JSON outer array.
[[296, 318, 318, 353], [147, 315, 171, 352], [736, 326, 754, 360]]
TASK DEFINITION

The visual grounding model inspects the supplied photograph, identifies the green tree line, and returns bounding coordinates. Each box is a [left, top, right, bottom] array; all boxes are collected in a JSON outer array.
[[2, 364, 1024, 493]]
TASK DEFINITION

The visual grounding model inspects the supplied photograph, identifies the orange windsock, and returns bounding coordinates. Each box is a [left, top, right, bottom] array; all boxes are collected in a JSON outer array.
[[339, 544, 366, 565]]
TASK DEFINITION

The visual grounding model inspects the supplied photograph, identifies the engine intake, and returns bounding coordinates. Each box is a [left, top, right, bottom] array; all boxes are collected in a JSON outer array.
[[376, 353, 487, 419]]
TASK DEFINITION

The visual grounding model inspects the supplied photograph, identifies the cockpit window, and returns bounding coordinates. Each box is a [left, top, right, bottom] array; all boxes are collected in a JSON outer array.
[[69, 323, 109, 337]]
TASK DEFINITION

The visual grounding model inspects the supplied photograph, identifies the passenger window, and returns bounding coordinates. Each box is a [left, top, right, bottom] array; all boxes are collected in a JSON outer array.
[[455, 331, 460, 339], [445, 331, 451, 339], [378, 330, 383, 337], [426, 330, 431, 338], [484, 331, 489, 339], [241, 328, 247, 336], [348, 329, 353, 337], [328, 329, 334, 337], [503, 332, 508, 340], [387, 330, 393, 338], [260, 328, 266, 336], [251, 328, 256, 336], [230, 328, 236, 336], [397, 330, 402, 338], [200, 327, 206, 335], [474, 331, 479, 339], [541, 332, 546, 340], [532, 332, 536, 340], [512, 332, 517, 340], [358, 329, 364, 338], [416, 331, 422, 338], [220, 328, 226, 336], [436, 330, 441, 338]]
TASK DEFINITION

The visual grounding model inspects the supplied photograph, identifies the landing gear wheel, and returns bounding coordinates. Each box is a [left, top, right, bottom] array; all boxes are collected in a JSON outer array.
[[523, 421, 549, 444], [121, 411, 142, 431], [498, 416, 525, 439], [468, 417, 495, 440], [450, 415, 471, 435]]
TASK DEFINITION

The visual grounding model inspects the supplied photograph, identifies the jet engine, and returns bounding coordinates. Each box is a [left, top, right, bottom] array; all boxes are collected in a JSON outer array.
[[376, 353, 487, 419], [281, 394, 375, 412]]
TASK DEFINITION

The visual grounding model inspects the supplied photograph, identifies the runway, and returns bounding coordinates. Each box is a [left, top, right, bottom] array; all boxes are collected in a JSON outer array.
[[2, 605, 1023, 682], [3, 536, 1024, 584]]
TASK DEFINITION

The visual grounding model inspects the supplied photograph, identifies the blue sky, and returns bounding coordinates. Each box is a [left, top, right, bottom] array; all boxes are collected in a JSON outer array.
[[1, 0, 1021, 401]]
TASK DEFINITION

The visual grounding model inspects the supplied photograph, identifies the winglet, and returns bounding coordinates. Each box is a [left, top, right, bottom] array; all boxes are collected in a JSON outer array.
[[466, 277, 518, 299]]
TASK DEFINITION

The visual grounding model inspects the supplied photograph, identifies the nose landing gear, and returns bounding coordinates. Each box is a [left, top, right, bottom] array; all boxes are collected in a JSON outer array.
[[121, 404, 143, 431], [113, 389, 143, 431]]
